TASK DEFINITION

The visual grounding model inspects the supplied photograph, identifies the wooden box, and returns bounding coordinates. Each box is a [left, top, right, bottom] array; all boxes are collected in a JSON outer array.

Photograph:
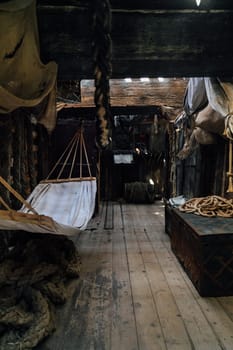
[[166, 205, 233, 297]]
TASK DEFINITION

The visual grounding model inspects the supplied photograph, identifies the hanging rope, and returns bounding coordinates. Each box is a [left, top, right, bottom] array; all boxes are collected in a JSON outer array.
[[92, 0, 112, 148]]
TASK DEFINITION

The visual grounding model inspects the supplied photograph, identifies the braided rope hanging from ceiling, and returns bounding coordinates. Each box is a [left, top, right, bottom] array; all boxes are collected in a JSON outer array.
[[92, 0, 112, 148]]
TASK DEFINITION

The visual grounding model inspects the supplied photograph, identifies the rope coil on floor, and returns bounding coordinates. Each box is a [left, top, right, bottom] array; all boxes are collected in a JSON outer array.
[[0, 236, 81, 349], [179, 195, 233, 217]]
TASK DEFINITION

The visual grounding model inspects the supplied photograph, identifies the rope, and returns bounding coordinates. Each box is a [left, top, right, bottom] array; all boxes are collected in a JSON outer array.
[[92, 0, 112, 148], [46, 128, 93, 181], [46, 131, 80, 180], [80, 131, 83, 178], [0, 236, 81, 349], [179, 195, 233, 217], [81, 133, 92, 177], [69, 133, 79, 179]]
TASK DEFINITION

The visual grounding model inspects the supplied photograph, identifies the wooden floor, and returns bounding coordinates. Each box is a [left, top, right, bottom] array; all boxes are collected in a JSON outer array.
[[37, 201, 233, 350]]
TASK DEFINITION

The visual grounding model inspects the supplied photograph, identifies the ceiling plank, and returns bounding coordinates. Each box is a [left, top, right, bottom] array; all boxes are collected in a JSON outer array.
[[37, 2, 233, 79]]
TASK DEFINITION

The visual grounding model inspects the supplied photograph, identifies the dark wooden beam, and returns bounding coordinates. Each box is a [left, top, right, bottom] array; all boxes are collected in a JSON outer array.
[[110, 0, 233, 10], [57, 106, 162, 120], [80, 78, 187, 109], [37, 2, 233, 79], [38, 0, 233, 10]]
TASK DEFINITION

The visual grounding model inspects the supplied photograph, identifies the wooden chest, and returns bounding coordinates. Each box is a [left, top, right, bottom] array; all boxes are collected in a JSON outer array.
[[165, 205, 233, 297]]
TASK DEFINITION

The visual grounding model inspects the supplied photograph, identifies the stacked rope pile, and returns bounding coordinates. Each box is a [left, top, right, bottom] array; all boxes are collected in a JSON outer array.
[[92, 0, 112, 148], [179, 195, 233, 217], [0, 235, 81, 349]]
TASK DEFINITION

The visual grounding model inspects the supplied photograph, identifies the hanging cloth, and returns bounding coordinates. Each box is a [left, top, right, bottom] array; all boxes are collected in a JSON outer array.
[[0, 0, 57, 133], [0, 129, 96, 235], [183, 77, 208, 116]]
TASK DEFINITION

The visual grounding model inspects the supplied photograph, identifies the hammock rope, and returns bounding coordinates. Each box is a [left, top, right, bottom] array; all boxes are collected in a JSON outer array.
[[70, 132, 79, 178], [0, 128, 97, 235], [81, 131, 92, 177], [45, 128, 93, 182]]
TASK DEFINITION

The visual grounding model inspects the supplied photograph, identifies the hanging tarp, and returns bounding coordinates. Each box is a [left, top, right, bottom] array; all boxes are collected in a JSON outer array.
[[184, 77, 233, 139], [204, 78, 229, 116], [195, 103, 225, 135], [204, 78, 233, 139], [0, 0, 57, 132], [184, 77, 208, 116]]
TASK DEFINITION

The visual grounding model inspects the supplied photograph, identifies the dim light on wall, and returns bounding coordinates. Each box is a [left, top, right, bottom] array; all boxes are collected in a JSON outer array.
[[158, 77, 164, 82], [140, 77, 150, 82], [196, 0, 201, 6]]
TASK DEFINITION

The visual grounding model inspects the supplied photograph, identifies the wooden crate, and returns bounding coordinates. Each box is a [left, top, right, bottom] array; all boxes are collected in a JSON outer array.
[[164, 201, 173, 236], [166, 205, 233, 297]]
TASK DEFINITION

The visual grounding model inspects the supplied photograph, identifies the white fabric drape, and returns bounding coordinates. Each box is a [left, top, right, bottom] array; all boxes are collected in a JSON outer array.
[[0, 180, 97, 235], [184, 77, 208, 116], [20, 180, 97, 230], [20, 181, 96, 230]]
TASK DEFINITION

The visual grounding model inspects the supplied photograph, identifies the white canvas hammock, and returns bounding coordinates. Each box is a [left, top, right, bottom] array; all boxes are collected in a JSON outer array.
[[0, 129, 96, 235]]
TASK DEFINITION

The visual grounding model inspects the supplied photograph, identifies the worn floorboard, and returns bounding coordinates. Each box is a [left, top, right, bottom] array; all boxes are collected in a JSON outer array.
[[36, 201, 233, 350]]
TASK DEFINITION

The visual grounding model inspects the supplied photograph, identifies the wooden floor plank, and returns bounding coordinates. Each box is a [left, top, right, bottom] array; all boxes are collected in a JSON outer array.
[[178, 265, 233, 350], [218, 296, 233, 322], [39, 202, 113, 350], [138, 204, 224, 350], [122, 204, 166, 350], [153, 240, 223, 350], [111, 203, 139, 350], [36, 202, 233, 350], [130, 204, 192, 350], [74, 202, 113, 350]]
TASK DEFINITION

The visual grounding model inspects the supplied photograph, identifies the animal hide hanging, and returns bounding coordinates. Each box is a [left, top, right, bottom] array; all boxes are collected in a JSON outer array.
[[0, 0, 58, 132], [195, 104, 225, 135]]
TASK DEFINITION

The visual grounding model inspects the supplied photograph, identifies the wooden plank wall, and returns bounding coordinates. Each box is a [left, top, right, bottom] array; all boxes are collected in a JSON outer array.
[[80, 79, 187, 110]]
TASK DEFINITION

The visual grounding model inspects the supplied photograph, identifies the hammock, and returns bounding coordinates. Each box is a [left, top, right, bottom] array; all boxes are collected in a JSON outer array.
[[0, 129, 97, 235]]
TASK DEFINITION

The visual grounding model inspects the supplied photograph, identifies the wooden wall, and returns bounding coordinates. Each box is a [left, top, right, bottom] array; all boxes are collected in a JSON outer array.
[[80, 79, 187, 110], [0, 112, 40, 208], [165, 125, 228, 200]]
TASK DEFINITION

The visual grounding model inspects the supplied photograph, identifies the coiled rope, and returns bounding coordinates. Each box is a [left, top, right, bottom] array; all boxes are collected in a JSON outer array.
[[92, 0, 112, 148], [179, 195, 233, 217], [0, 236, 81, 349]]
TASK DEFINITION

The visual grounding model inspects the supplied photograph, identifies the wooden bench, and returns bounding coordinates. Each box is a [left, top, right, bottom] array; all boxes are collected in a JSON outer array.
[[165, 204, 233, 297]]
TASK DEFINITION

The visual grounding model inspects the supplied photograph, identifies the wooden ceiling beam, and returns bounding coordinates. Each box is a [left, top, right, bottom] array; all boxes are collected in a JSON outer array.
[[80, 79, 187, 109], [37, 2, 233, 79]]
